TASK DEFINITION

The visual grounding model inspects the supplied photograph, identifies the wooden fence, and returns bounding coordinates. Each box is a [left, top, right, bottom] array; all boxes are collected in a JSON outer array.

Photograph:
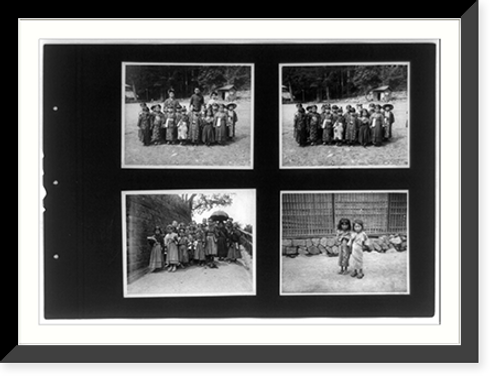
[[282, 192, 407, 238]]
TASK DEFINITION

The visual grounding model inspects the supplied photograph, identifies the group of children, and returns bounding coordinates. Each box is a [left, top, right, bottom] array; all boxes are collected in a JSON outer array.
[[336, 218, 369, 279], [147, 217, 243, 273], [137, 100, 238, 147], [293, 102, 395, 148]]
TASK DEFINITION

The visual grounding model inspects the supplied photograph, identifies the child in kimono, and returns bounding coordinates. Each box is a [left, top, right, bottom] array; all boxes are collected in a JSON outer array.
[[214, 105, 228, 145], [150, 104, 165, 145], [344, 107, 359, 146], [147, 226, 164, 272], [321, 104, 335, 145], [164, 106, 177, 145], [215, 221, 228, 261], [204, 219, 218, 268], [307, 105, 321, 146], [358, 109, 372, 148], [177, 106, 189, 145], [189, 110, 203, 145], [226, 222, 242, 263], [333, 118, 344, 146], [383, 103, 395, 140], [336, 218, 352, 275], [164, 225, 180, 272], [348, 219, 368, 279], [177, 227, 190, 268], [226, 103, 238, 140], [137, 104, 151, 146], [370, 104, 385, 147], [294, 106, 308, 147], [202, 107, 215, 146], [193, 224, 207, 266]]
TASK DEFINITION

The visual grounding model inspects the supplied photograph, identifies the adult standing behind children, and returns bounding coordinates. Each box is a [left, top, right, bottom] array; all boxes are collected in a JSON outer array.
[[190, 87, 205, 113]]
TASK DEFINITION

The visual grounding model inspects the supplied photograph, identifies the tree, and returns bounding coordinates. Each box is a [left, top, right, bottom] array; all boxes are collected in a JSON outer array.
[[181, 193, 233, 215]]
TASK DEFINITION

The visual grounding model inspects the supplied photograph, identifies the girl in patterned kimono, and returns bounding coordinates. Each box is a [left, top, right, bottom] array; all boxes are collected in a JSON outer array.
[[307, 105, 321, 146], [226, 103, 238, 140], [344, 108, 359, 146], [294, 106, 308, 147], [336, 218, 352, 275], [189, 110, 203, 145], [147, 226, 164, 272], [150, 104, 165, 145], [321, 104, 335, 145], [214, 105, 227, 145], [370, 104, 385, 147], [164, 225, 180, 272], [164, 106, 177, 145], [348, 219, 368, 279]]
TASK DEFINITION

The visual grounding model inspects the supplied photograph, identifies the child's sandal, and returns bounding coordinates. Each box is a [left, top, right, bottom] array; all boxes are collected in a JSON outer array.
[[351, 271, 358, 277], [357, 273, 364, 279]]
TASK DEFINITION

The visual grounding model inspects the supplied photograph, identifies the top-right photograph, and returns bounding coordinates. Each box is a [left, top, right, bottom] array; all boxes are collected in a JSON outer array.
[[280, 63, 409, 168]]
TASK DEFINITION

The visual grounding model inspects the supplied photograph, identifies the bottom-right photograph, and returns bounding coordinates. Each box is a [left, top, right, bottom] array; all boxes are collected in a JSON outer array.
[[280, 190, 409, 295]]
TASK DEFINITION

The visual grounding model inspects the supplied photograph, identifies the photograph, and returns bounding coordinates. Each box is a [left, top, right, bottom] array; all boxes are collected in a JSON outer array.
[[122, 189, 256, 297], [122, 63, 254, 169], [280, 63, 409, 168], [281, 191, 409, 295]]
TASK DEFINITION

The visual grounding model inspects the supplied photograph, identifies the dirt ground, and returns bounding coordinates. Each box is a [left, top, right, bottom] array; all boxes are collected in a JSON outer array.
[[281, 96, 409, 167], [127, 251, 254, 296], [281, 250, 408, 294], [123, 97, 252, 168]]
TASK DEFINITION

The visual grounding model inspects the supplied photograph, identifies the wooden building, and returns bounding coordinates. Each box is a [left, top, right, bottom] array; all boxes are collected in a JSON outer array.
[[215, 84, 237, 101], [282, 192, 407, 238]]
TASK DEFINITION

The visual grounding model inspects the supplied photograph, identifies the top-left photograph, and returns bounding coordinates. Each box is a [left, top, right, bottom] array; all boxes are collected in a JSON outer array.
[[122, 62, 254, 169]]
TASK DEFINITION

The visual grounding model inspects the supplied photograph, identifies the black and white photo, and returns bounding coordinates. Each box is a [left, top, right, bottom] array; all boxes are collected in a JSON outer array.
[[281, 191, 409, 295], [122, 63, 254, 169], [280, 63, 409, 168], [122, 189, 256, 297]]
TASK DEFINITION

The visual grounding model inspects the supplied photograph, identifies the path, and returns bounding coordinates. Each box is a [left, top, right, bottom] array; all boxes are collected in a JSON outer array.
[[127, 249, 254, 296]]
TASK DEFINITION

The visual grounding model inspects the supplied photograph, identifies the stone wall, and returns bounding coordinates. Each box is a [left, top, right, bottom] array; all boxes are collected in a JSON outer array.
[[126, 194, 192, 284], [282, 234, 407, 257]]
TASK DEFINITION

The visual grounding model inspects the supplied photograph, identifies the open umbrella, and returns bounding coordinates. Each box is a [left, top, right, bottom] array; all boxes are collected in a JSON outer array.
[[209, 210, 229, 222]]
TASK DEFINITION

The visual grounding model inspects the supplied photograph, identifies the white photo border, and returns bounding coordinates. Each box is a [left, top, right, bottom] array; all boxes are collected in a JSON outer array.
[[121, 61, 255, 170]]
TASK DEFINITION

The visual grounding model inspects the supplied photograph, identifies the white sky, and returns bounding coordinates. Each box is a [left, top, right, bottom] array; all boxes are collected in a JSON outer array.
[[191, 189, 256, 229]]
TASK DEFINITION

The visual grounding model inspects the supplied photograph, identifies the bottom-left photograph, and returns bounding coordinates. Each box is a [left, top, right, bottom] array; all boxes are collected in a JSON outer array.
[[122, 189, 256, 298]]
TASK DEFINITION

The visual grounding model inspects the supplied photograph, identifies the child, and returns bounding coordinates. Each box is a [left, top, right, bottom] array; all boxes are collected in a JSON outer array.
[[202, 107, 215, 146], [226, 103, 238, 140], [177, 106, 189, 145], [348, 219, 368, 279], [177, 227, 190, 268], [164, 106, 177, 145], [344, 107, 359, 146], [164, 225, 180, 272], [137, 104, 151, 146], [147, 226, 164, 272], [189, 110, 203, 145], [307, 105, 321, 146], [193, 224, 207, 266], [150, 104, 165, 145], [336, 218, 352, 275], [357, 109, 371, 148], [383, 103, 395, 140], [215, 221, 228, 261], [320, 104, 334, 145], [293, 106, 307, 147], [214, 104, 227, 145], [226, 221, 242, 263], [370, 104, 385, 147], [204, 219, 218, 268]]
